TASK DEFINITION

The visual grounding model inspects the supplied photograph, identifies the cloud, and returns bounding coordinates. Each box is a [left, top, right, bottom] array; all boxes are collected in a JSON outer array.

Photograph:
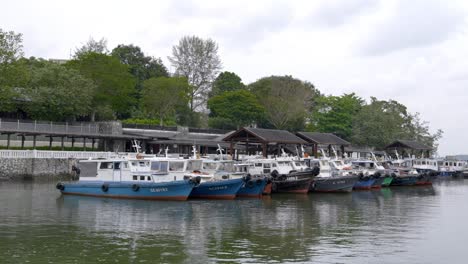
[[360, 0, 465, 56], [309, 0, 380, 27]]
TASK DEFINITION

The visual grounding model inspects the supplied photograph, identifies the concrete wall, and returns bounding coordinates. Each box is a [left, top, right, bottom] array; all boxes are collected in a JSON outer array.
[[0, 158, 75, 180]]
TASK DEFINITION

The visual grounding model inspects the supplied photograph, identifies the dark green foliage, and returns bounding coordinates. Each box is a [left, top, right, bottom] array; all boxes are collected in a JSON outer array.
[[310, 93, 364, 140], [140, 77, 189, 126], [66, 52, 136, 121], [210, 71, 245, 97], [208, 90, 265, 129], [249, 75, 317, 130], [23, 62, 94, 121], [111, 44, 169, 92]]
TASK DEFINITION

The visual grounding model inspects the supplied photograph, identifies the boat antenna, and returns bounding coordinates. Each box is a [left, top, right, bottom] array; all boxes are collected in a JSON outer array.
[[295, 145, 300, 158], [132, 139, 141, 154], [331, 146, 338, 160], [165, 146, 169, 158], [281, 147, 287, 157], [371, 151, 377, 162], [395, 150, 400, 160], [217, 144, 224, 160], [301, 145, 305, 157], [320, 148, 328, 158], [192, 145, 197, 159]]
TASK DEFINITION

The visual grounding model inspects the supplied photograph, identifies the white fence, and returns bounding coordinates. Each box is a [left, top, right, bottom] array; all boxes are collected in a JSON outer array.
[[0, 150, 118, 159]]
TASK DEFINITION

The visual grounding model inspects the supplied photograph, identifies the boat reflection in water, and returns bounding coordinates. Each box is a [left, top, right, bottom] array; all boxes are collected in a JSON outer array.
[[53, 183, 437, 263]]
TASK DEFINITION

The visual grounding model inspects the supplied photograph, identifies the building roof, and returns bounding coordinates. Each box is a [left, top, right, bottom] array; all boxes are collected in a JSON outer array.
[[223, 127, 307, 144], [384, 140, 432, 150], [296, 132, 351, 145]]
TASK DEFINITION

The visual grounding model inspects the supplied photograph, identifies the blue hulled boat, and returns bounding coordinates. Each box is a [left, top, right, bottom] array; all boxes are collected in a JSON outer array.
[[189, 178, 245, 199], [237, 177, 268, 198], [56, 158, 197, 201], [353, 175, 375, 190], [57, 180, 196, 200]]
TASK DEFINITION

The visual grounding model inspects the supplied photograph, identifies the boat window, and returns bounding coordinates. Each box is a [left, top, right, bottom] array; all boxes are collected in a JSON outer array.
[[133, 175, 137, 180], [147, 176, 151, 181], [139, 161, 148, 167], [151, 161, 160, 171], [272, 163, 277, 167], [422, 161, 426, 165], [295, 162, 302, 166], [140, 176, 145, 181], [100, 162, 113, 169], [123, 162, 128, 169], [219, 162, 234, 171], [203, 162, 218, 170], [160, 162, 168, 172], [255, 163, 262, 167], [131, 162, 137, 166], [187, 160, 202, 171], [264, 163, 271, 168], [169, 161, 185, 171], [114, 162, 121, 170]]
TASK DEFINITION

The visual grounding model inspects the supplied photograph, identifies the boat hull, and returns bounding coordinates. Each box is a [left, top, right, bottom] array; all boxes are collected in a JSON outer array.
[[371, 176, 386, 189], [310, 175, 359, 193], [391, 176, 418, 186], [353, 178, 375, 190], [415, 173, 437, 185], [189, 178, 244, 199], [237, 177, 268, 198], [381, 176, 393, 187], [57, 180, 195, 201], [272, 177, 312, 193]]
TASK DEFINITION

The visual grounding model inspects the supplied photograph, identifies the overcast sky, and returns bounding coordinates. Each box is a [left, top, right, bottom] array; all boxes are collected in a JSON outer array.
[[1, 0, 467, 155]]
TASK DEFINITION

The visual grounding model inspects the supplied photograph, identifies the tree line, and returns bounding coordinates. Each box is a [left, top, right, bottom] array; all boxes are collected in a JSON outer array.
[[0, 28, 442, 150]]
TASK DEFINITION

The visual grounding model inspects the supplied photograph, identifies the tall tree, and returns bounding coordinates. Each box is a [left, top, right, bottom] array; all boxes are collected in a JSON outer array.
[[66, 52, 136, 121], [249, 75, 317, 130], [74, 37, 108, 58], [310, 93, 364, 140], [208, 90, 265, 129], [111, 44, 169, 91], [168, 36, 222, 111], [210, 71, 245, 97], [23, 62, 94, 121], [140, 77, 189, 126], [0, 29, 27, 113], [350, 97, 442, 150]]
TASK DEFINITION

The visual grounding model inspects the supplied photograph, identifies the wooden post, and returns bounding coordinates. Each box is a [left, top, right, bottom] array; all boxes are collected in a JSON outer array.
[[33, 135, 37, 149], [92, 138, 95, 150], [341, 145, 345, 158], [230, 140, 234, 158], [313, 144, 318, 158], [71, 137, 75, 150], [61, 137, 64, 151], [49, 137, 53, 150], [21, 135, 25, 149], [6, 134, 10, 149], [262, 142, 267, 158]]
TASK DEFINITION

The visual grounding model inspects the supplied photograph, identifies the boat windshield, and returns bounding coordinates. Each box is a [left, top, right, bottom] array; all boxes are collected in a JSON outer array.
[[218, 162, 234, 171], [169, 161, 185, 172], [203, 162, 218, 170], [334, 161, 343, 166], [186, 160, 202, 171], [150, 161, 169, 172]]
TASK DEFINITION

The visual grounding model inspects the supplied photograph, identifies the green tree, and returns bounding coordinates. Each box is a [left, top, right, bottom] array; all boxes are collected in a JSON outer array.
[[350, 97, 444, 150], [210, 71, 245, 97], [208, 90, 265, 129], [66, 52, 136, 121], [111, 44, 168, 91], [23, 62, 94, 121], [310, 93, 363, 140], [141, 77, 190, 126], [249, 75, 317, 130], [168, 35, 222, 111], [74, 37, 108, 58], [0, 29, 27, 113]]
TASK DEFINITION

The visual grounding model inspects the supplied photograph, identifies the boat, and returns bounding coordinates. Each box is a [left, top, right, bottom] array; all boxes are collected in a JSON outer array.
[[56, 157, 197, 201], [201, 159, 268, 198], [306, 158, 359, 193], [245, 158, 318, 193], [436, 159, 466, 177]]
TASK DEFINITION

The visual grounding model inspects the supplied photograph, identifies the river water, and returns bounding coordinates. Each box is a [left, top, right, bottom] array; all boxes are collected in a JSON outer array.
[[0, 179, 467, 264]]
